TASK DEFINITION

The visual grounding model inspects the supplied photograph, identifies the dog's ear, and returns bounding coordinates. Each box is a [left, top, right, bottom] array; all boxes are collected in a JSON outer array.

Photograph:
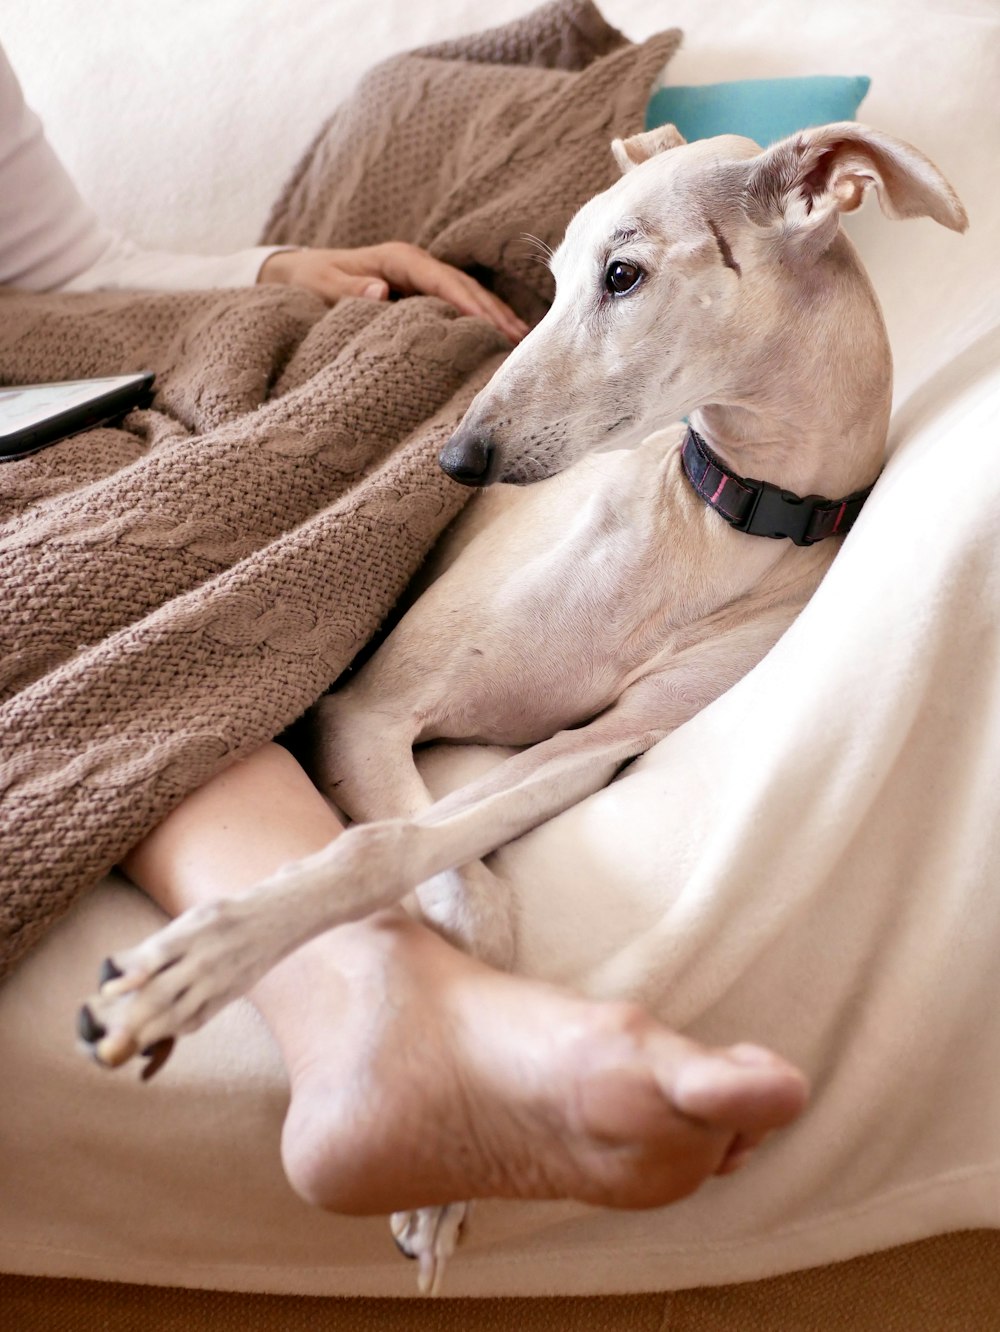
[[744, 122, 967, 257], [611, 124, 686, 174]]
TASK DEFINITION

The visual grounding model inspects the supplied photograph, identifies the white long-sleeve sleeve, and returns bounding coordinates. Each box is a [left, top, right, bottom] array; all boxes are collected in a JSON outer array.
[[0, 43, 291, 294]]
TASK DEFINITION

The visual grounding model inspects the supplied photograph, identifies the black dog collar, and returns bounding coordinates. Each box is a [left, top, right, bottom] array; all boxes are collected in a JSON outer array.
[[680, 426, 876, 547]]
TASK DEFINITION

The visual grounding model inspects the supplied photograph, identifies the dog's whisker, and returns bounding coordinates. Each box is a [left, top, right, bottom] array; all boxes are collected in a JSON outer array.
[[519, 232, 555, 267]]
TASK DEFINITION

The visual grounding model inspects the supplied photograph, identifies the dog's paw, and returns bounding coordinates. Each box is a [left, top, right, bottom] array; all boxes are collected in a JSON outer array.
[[76, 896, 275, 1076], [390, 1203, 469, 1295]]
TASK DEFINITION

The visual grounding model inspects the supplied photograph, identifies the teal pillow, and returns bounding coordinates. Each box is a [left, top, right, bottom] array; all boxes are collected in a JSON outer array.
[[645, 75, 871, 146]]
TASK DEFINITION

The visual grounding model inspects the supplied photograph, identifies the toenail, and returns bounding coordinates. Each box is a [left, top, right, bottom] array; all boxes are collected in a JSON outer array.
[[99, 957, 124, 986], [77, 1005, 106, 1044]]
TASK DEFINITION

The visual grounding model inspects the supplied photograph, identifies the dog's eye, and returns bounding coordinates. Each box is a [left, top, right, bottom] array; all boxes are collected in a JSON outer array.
[[605, 260, 643, 295]]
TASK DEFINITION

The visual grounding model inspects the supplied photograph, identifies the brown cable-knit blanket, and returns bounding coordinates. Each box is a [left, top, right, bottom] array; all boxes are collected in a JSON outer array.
[[0, 0, 679, 976]]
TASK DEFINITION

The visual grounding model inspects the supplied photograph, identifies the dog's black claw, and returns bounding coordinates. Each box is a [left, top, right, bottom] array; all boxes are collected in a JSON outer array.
[[140, 1037, 175, 1081], [77, 1004, 106, 1044], [99, 957, 124, 986]]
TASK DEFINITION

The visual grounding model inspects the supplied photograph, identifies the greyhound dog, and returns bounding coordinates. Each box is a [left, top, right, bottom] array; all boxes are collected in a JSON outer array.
[[79, 121, 965, 1288]]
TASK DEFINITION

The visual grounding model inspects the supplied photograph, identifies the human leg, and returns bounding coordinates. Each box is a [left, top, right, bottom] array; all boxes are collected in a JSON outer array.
[[111, 742, 807, 1215]]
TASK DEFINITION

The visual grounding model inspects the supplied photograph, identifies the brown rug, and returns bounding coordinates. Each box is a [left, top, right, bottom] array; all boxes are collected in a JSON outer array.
[[4, 1230, 999, 1330]]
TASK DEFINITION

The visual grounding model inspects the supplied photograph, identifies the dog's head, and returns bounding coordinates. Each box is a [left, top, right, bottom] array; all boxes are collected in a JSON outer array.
[[440, 122, 966, 487]]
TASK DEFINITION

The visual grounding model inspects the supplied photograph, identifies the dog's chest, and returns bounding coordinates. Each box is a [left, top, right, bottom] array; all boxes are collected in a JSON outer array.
[[425, 462, 706, 743]]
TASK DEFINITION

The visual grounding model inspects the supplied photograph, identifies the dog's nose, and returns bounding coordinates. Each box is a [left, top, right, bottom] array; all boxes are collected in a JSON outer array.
[[438, 432, 496, 487]]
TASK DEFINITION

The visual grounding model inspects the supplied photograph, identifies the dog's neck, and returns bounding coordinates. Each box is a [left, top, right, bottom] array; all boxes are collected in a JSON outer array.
[[687, 242, 892, 501]]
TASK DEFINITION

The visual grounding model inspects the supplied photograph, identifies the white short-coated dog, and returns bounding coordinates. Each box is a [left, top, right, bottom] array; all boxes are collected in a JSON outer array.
[[80, 120, 966, 1287]]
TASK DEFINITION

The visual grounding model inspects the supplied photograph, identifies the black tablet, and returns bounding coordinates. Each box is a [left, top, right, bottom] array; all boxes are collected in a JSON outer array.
[[0, 372, 156, 461]]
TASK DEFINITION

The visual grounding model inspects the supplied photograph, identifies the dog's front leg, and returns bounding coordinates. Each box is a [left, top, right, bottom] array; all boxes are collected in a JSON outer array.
[[80, 679, 675, 1070], [311, 690, 517, 971]]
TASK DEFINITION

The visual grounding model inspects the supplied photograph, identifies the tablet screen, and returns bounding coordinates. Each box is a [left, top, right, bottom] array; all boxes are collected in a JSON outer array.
[[0, 373, 155, 459], [0, 377, 145, 435]]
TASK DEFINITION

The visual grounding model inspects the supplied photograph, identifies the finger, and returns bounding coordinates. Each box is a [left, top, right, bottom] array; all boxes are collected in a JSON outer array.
[[361, 278, 390, 301], [315, 272, 389, 305], [321, 245, 529, 339], [297, 260, 389, 306], [445, 272, 530, 341], [377, 246, 528, 341], [428, 268, 529, 341], [472, 286, 531, 342]]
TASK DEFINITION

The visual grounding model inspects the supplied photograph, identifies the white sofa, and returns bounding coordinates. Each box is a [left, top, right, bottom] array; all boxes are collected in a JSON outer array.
[[2, 0, 999, 1304]]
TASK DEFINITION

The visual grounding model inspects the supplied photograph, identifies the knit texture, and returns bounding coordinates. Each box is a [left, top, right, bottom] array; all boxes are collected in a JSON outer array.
[[0, 0, 679, 976]]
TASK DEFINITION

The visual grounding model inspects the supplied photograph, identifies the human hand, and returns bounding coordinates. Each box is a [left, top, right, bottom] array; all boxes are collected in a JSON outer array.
[[258, 242, 529, 343]]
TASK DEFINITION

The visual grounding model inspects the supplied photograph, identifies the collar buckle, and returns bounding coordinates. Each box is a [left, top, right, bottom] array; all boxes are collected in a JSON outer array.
[[737, 479, 816, 545]]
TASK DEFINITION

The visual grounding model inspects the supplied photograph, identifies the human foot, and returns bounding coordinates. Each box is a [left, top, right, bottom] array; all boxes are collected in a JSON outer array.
[[263, 914, 808, 1221]]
